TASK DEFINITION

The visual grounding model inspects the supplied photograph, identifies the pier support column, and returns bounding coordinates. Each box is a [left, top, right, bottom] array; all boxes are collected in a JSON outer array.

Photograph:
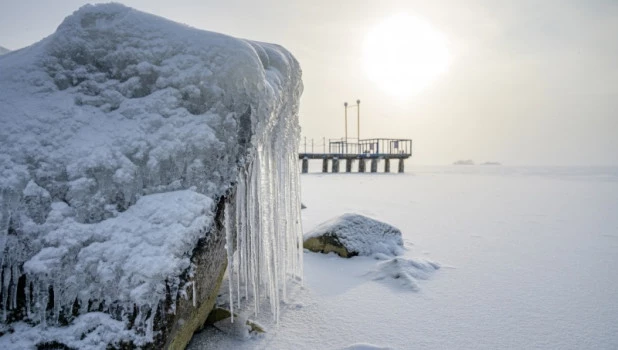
[[302, 158, 308, 173], [322, 158, 328, 173], [358, 159, 366, 173], [398, 159, 405, 173], [345, 159, 353, 173], [384, 159, 390, 173], [371, 159, 378, 173], [332, 158, 339, 173]]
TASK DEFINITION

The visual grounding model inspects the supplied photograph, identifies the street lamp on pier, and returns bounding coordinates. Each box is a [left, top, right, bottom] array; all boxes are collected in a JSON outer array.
[[344, 99, 361, 144]]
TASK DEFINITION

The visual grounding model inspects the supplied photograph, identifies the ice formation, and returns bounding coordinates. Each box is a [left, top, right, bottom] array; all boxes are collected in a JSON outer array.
[[0, 3, 302, 347]]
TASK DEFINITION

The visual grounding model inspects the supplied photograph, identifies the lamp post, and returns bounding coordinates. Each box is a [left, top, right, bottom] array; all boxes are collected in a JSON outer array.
[[344, 99, 361, 148], [344, 102, 348, 143], [356, 99, 360, 141]]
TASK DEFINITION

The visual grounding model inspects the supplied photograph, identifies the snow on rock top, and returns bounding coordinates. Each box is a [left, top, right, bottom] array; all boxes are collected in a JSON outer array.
[[304, 213, 404, 257], [0, 2, 302, 345]]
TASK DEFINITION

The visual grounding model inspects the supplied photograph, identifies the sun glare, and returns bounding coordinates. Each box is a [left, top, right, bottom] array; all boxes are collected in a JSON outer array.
[[363, 13, 450, 98]]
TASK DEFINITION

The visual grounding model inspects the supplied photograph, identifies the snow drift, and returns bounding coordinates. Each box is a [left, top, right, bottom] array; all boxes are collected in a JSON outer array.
[[367, 257, 440, 291], [0, 3, 302, 348]]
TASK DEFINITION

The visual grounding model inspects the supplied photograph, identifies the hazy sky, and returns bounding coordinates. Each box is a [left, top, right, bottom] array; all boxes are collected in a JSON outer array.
[[1, 0, 617, 165]]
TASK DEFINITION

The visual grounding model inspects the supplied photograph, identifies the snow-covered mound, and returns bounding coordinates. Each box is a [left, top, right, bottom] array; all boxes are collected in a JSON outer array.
[[304, 213, 403, 257], [0, 46, 9, 55], [0, 3, 302, 348], [367, 257, 440, 291]]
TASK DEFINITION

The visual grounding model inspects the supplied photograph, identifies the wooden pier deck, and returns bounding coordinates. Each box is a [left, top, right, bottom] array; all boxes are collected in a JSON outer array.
[[299, 138, 412, 173]]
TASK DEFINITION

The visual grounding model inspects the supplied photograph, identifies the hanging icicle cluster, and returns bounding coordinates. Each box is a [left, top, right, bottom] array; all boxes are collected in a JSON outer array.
[[224, 112, 304, 323]]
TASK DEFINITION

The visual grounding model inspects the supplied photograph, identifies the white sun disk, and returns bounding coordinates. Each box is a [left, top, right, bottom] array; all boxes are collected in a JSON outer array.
[[364, 14, 450, 97]]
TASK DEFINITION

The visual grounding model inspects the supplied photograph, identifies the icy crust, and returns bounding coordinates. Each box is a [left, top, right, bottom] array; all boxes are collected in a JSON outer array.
[[305, 213, 404, 257], [0, 2, 302, 347]]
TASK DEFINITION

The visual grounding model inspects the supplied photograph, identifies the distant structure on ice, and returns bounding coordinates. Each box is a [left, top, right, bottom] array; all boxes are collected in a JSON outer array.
[[300, 100, 413, 174], [453, 159, 475, 165]]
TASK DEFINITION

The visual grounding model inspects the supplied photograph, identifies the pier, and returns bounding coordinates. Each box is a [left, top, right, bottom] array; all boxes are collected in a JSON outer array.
[[299, 138, 412, 173]]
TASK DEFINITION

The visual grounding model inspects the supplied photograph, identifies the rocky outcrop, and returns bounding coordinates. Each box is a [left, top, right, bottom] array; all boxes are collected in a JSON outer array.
[[303, 213, 404, 258]]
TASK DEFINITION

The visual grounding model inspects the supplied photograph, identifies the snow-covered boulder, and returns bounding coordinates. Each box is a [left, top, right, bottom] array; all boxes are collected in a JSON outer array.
[[303, 214, 403, 258], [0, 3, 303, 349]]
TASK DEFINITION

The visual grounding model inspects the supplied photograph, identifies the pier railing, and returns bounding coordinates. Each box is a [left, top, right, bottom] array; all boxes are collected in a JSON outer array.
[[327, 138, 412, 158], [298, 138, 412, 173]]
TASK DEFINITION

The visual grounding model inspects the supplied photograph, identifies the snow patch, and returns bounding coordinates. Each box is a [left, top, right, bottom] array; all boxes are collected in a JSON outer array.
[[367, 257, 440, 291]]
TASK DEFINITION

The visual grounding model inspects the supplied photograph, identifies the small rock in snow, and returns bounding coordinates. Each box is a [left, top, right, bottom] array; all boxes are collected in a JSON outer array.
[[303, 213, 403, 258]]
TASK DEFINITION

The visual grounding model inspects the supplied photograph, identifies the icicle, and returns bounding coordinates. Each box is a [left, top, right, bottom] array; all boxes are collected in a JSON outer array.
[[192, 281, 196, 308], [235, 170, 244, 307], [221, 85, 303, 325], [53, 283, 60, 325], [2, 266, 10, 322], [25, 275, 30, 319], [12, 265, 18, 310], [224, 200, 234, 323]]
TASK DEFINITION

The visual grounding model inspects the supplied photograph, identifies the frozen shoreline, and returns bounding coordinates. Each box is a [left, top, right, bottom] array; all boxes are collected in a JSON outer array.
[[190, 165, 618, 349]]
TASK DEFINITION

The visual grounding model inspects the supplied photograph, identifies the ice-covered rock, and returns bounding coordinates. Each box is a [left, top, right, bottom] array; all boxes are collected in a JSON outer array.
[[303, 213, 403, 258], [0, 3, 302, 349]]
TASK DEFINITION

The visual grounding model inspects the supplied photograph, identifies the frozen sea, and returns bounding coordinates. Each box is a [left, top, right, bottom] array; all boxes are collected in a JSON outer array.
[[190, 165, 618, 350]]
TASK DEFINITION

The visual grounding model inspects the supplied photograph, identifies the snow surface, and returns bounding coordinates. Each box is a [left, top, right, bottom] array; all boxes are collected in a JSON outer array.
[[190, 165, 618, 350], [0, 46, 9, 55], [304, 213, 404, 257], [0, 3, 302, 348]]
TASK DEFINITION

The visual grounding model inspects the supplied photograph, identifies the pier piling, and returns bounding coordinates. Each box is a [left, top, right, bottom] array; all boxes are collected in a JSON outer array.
[[332, 158, 340, 173]]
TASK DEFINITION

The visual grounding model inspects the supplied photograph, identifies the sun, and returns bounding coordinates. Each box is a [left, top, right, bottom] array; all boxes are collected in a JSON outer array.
[[363, 13, 450, 98]]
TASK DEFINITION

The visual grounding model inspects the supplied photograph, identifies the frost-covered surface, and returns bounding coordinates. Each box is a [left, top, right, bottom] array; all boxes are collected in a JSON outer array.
[[0, 313, 141, 349], [22, 190, 214, 307], [190, 165, 618, 350], [0, 3, 302, 348], [304, 213, 403, 256]]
